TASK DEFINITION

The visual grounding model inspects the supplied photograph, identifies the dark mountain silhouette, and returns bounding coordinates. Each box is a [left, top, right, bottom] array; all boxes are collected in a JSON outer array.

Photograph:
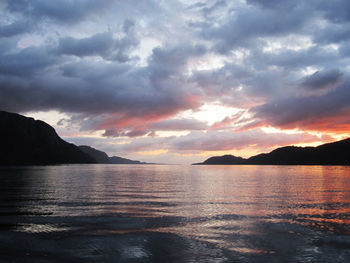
[[79, 145, 147, 164], [195, 138, 350, 165], [0, 111, 95, 165], [109, 156, 146, 164], [78, 145, 111, 163], [201, 155, 246, 165]]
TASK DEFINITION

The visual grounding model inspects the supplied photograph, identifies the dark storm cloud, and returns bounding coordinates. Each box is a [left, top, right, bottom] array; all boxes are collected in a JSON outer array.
[[191, 63, 248, 96], [200, 0, 350, 57], [0, 46, 59, 76], [191, 61, 293, 107], [249, 46, 339, 71], [316, 0, 350, 23], [313, 24, 350, 44], [301, 69, 344, 90], [4, 0, 112, 24], [190, 0, 228, 18], [0, 37, 20, 53], [0, 39, 204, 135], [338, 38, 350, 58], [251, 78, 350, 132], [56, 21, 138, 62], [246, 0, 297, 9], [202, 1, 312, 53], [57, 33, 115, 57], [0, 20, 33, 37], [148, 44, 207, 80], [0, 67, 198, 116], [61, 60, 131, 81], [1, 0, 350, 143], [247, 0, 350, 24]]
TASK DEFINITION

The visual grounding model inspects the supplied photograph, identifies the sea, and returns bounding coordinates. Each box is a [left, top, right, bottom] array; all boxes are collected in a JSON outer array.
[[0, 164, 350, 262]]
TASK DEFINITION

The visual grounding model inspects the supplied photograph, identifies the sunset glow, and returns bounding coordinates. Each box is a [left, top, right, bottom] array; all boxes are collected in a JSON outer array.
[[1, 0, 349, 163]]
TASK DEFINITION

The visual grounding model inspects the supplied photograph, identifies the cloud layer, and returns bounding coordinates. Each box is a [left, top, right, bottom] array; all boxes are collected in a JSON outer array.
[[1, 0, 349, 162]]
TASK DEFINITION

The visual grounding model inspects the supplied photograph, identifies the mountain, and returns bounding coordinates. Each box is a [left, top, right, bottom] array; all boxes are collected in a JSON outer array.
[[201, 155, 246, 165], [0, 111, 95, 165], [195, 138, 350, 165], [109, 156, 146, 164], [79, 145, 110, 163], [79, 145, 147, 164]]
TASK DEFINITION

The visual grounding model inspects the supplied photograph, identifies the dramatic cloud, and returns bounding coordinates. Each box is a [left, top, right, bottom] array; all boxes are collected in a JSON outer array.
[[0, 20, 32, 37], [150, 118, 208, 132], [66, 128, 332, 164], [170, 129, 323, 152], [251, 78, 350, 133], [1, 0, 349, 163], [300, 69, 344, 91], [3, 0, 113, 23], [201, 1, 314, 53], [0, 46, 59, 76], [57, 21, 139, 62]]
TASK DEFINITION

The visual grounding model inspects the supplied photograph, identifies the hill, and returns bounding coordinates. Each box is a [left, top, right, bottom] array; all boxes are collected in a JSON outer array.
[[79, 145, 147, 164], [78, 145, 111, 163], [109, 156, 147, 164], [0, 111, 95, 165], [201, 155, 246, 165], [195, 138, 350, 165]]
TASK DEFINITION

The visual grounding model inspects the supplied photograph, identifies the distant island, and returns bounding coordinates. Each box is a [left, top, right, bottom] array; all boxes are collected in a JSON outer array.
[[0, 111, 148, 165], [194, 138, 350, 165]]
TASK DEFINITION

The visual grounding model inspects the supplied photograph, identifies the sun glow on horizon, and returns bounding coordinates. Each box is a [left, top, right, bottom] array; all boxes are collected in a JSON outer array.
[[136, 149, 168, 156], [178, 103, 242, 126]]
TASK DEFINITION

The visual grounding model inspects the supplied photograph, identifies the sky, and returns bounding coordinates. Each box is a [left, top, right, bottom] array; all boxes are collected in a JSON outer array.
[[1, 0, 350, 164]]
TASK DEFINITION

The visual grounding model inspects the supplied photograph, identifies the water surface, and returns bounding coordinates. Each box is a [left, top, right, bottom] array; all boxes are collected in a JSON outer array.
[[1, 165, 350, 262]]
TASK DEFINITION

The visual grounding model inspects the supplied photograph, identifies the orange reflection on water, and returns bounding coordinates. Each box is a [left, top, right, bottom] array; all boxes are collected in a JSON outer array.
[[73, 165, 349, 253], [27, 164, 350, 253]]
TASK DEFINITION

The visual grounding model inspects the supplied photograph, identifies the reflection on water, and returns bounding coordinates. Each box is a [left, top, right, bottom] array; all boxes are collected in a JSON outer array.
[[1, 165, 350, 262]]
